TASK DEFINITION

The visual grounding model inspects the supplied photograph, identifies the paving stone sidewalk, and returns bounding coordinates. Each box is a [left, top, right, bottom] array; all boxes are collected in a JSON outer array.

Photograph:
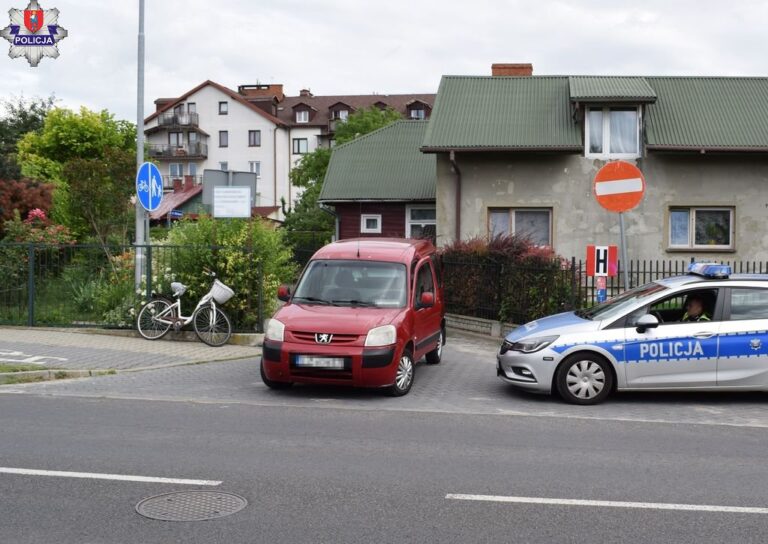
[[0, 327, 259, 371]]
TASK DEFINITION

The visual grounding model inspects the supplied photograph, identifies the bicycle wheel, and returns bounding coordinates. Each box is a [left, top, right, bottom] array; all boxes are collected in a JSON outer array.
[[137, 298, 173, 340], [193, 304, 232, 347]]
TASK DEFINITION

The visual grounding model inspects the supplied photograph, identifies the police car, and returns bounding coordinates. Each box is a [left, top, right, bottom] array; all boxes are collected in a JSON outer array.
[[497, 263, 768, 404]]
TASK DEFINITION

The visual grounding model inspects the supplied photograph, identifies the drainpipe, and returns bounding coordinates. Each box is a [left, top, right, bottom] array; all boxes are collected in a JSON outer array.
[[273, 127, 278, 206], [449, 150, 461, 242], [320, 203, 339, 241]]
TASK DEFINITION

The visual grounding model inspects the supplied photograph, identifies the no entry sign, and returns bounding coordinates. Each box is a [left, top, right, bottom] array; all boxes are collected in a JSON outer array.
[[594, 161, 645, 213]]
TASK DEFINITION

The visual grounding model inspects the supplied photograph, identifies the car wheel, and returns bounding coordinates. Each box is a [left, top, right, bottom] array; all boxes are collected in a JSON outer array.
[[388, 348, 415, 396], [425, 329, 444, 365], [260, 360, 293, 390], [555, 354, 613, 405]]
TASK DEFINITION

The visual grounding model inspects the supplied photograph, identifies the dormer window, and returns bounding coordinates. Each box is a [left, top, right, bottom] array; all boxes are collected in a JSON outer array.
[[585, 106, 640, 159], [409, 108, 425, 120], [337, 109, 348, 121], [296, 110, 309, 123]]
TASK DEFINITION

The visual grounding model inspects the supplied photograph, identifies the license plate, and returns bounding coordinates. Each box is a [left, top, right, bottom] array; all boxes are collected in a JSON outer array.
[[295, 356, 345, 369]]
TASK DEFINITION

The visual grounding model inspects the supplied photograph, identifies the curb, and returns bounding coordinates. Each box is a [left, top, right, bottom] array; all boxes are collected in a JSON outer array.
[[0, 368, 113, 385]]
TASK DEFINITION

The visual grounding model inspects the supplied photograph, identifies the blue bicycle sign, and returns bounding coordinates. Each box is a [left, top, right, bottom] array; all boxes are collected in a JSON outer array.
[[136, 162, 163, 212]]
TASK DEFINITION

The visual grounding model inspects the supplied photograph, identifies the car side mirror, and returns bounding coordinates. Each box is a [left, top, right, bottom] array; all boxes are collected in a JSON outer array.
[[635, 313, 659, 333], [277, 285, 291, 302], [419, 292, 434, 308]]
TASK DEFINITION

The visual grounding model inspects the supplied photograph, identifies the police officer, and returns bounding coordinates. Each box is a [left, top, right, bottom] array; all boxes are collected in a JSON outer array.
[[681, 294, 710, 322]]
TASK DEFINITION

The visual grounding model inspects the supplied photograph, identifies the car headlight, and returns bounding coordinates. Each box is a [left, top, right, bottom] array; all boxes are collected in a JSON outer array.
[[265, 319, 285, 342], [365, 325, 396, 347], [503, 335, 559, 354]]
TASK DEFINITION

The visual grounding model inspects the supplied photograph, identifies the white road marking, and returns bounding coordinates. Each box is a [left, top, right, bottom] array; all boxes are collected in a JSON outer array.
[[446, 493, 768, 514], [594, 177, 643, 196], [0, 349, 68, 365], [0, 467, 221, 486]]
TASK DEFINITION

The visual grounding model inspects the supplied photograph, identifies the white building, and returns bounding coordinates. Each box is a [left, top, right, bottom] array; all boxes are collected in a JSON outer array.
[[144, 81, 435, 221]]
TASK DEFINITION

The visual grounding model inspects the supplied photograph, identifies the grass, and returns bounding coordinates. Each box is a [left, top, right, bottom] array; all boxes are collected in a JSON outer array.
[[0, 363, 44, 373]]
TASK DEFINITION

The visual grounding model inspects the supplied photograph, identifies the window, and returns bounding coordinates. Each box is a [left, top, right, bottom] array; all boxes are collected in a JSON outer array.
[[219, 161, 228, 171], [406, 206, 436, 240], [248, 130, 261, 147], [669, 207, 733, 250], [489, 208, 552, 246], [189, 163, 197, 177], [173, 104, 184, 115], [219, 101, 228, 115], [219, 130, 228, 148], [187, 103, 196, 114], [169, 163, 184, 178], [414, 262, 435, 303], [729, 289, 768, 320], [168, 132, 183, 147], [585, 107, 640, 158], [360, 214, 382, 234], [188, 132, 198, 145], [409, 108, 425, 120], [292, 138, 308, 154], [295, 110, 309, 123], [249, 161, 261, 177]]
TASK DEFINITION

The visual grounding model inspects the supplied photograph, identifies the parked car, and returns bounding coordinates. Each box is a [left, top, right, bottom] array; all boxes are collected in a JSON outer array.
[[497, 263, 768, 404], [261, 238, 445, 396]]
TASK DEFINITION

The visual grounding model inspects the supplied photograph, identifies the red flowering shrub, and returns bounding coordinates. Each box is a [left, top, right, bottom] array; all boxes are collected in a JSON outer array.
[[0, 179, 53, 236]]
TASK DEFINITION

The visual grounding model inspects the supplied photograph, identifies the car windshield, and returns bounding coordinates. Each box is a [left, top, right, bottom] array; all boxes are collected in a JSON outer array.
[[576, 282, 669, 322], [293, 259, 407, 308]]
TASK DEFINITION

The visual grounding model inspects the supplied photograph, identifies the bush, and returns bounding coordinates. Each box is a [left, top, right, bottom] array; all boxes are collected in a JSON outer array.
[[0, 179, 53, 237], [159, 216, 297, 329], [441, 234, 578, 324]]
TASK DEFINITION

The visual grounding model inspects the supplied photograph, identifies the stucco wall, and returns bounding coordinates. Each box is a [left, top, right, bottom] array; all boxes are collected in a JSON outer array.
[[436, 152, 768, 261]]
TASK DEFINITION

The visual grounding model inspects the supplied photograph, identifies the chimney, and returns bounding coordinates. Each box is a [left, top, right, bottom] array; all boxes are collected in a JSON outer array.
[[173, 178, 182, 192], [299, 88, 313, 98], [491, 63, 533, 77], [183, 175, 194, 191]]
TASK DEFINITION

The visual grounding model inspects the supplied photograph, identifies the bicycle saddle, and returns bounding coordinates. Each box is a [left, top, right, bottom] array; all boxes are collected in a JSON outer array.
[[171, 282, 187, 297]]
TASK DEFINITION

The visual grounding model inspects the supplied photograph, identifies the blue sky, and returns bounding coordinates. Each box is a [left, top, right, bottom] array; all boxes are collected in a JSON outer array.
[[2, 0, 768, 122]]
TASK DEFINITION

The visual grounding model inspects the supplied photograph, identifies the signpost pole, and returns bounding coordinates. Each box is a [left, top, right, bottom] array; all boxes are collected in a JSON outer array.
[[619, 212, 630, 290], [134, 0, 146, 288]]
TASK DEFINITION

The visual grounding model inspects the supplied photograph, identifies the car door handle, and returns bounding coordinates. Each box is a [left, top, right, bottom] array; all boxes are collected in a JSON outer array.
[[693, 332, 715, 339]]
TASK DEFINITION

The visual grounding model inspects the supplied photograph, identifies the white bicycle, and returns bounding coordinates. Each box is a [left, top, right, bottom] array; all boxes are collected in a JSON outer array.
[[136, 270, 234, 347]]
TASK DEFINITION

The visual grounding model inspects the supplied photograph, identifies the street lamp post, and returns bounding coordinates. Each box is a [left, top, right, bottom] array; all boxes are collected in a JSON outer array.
[[134, 0, 146, 287]]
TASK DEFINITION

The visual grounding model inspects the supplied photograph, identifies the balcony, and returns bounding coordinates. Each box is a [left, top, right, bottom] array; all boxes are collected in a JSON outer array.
[[157, 111, 199, 128], [148, 143, 208, 160]]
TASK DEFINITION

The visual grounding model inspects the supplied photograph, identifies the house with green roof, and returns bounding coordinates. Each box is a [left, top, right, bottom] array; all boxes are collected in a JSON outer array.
[[421, 64, 768, 260], [319, 120, 437, 240]]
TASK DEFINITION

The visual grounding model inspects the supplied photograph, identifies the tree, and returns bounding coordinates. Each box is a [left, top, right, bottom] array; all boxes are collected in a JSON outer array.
[[0, 95, 55, 179], [62, 147, 136, 261], [333, 106, 403, 145], [0, 179, 53, 236], [16, 107, 136, 238], [282, 107, 404, 244]]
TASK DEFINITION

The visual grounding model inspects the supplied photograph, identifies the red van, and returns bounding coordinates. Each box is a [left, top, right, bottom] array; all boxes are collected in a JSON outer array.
[[261, 238, 445, 396]]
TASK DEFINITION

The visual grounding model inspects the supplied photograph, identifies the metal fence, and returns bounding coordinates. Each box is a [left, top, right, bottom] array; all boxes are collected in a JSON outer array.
[[0, 243, 266, 332], [443, 256, 768, 325], [288, 230, 334, 271]]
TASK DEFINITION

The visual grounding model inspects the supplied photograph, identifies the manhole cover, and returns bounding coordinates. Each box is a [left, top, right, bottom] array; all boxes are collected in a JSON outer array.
[[136, 491, 247, 522]]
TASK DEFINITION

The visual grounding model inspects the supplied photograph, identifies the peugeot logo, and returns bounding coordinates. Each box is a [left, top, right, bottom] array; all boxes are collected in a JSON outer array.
[[315, 333, 333, 344]]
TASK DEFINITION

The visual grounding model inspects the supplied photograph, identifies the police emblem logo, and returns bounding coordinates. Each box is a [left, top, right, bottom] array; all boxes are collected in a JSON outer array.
[[1, 1, 68, 67], [315, 333, 333, 344]]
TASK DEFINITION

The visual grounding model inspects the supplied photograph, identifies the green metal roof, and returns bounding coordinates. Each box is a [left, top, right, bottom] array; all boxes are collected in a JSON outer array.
[[422, 75, 768, 152], [320, 121, 435, 201], [645, 77, 768, 150], [421, 76, 581, 152], [569, 76, 657, 103]]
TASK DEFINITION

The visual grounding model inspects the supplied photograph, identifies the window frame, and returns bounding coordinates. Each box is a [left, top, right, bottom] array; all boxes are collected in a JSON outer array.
[[168, 131, 183, 147], [405, 205, 436, 239], [584, 106, 641, 160], [249, 161, 261, 177], [219, 130, 228, 148], [187, 102, 196, 114], [219, 161, 228, 171], [218, 101, 228, 115], [360, 214, 382, 234], [409, 108, 426, 120], [295, 110, 309, 123], [248, 130, 261, 147], [667, 206, 735, 251], [487, 207, 553, 246], [169, 163, 184, 178], [292, 138, 309, 155]]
